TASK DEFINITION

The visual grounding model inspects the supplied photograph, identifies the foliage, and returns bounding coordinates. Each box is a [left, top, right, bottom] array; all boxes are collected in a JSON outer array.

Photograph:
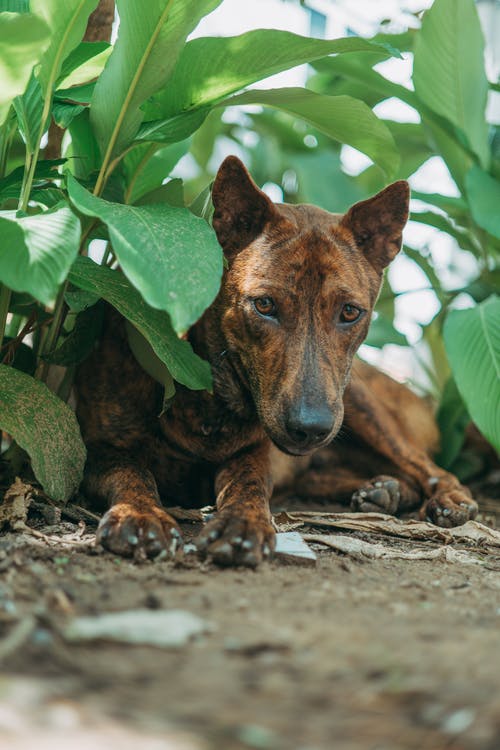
[[0, 0, 401, 499]]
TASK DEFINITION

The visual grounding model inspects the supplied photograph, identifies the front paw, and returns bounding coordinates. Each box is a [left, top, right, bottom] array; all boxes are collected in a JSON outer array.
[[96, 503, 182, 558], [195, 508, 276, 567], [351, 475, 402, 514], [421, 489, 478, 528]]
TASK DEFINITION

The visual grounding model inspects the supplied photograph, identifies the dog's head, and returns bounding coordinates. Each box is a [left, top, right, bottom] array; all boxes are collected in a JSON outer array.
[[211, 156, 409, 456]]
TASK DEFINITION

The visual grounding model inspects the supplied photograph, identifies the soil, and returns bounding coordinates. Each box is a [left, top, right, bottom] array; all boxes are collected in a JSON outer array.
[[1, 488, 500, 750]]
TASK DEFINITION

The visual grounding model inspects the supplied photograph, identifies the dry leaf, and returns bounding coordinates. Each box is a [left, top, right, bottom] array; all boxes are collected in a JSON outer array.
[[276, 510, 500, 547], [304, 534, 485, 565], [0, 478, 34, 531]]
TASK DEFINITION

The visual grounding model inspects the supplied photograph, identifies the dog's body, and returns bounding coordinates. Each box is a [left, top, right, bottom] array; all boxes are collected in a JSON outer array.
[[76, 156, 477, 565]]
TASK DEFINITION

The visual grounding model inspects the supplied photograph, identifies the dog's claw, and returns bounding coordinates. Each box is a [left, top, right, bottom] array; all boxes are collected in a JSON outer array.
[[351, 475, 401, 515], [421, 490, 477, 528], [196, 509, 275, 567], [96, 503, 182, 559]]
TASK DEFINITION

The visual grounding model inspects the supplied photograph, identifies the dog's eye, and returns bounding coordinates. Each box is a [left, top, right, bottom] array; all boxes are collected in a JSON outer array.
[[253, 297, 277, 317], [340, 304, 362, 324]]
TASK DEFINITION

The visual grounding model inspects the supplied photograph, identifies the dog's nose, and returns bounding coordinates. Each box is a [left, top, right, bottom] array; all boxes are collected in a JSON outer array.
[[285, 404, 334, 447]]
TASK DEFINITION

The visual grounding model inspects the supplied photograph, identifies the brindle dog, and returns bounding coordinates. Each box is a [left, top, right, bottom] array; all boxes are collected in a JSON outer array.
[[76, 156, 478, 566]]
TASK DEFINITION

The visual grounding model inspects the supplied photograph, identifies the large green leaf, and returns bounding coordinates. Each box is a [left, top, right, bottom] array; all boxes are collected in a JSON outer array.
[[90, 0, 222, 172], [0, 10, 50, 125], [0, 364, 86, 502], [67, 174, 222, 333], [68, 256, 212, 390], [123, 139, 190, 204], [30, 0, 98, 97], [310, 51, 416, 109], [413, 0, 489, 168], [222, 89, 399, 178], [0, 204, 81, 305], [58, 40, 111, 88], [66, 109, 100, 180], [13, 74, 45, 154], [147, 30, 398, 121], [465, 166, 500, 241], [139, 89, 399, 177], [444, 296, 500, 451]]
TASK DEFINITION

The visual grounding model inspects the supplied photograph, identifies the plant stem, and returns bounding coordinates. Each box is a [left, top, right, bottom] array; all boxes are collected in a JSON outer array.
[[0, 285, 12, 350], [34, 282, 68, 382]]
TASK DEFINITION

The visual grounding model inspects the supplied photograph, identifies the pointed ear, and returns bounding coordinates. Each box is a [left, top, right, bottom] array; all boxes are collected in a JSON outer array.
[[212, 156, 276, 257], [340, 181, 410, 272]]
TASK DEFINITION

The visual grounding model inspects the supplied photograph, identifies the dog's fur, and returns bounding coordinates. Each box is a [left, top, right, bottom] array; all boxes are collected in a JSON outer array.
[[75, 156, 477, 566]]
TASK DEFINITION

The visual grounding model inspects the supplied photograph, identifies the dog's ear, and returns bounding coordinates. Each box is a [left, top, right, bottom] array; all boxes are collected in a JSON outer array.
[[212, 156, 276, 257], [340, 181, 410, 272]]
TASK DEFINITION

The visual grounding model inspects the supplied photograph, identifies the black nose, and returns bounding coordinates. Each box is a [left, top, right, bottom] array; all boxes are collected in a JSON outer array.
[[285, 404, 334, 447]]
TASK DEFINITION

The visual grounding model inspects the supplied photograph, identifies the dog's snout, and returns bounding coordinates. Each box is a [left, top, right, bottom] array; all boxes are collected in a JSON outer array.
[[285, 403, 334, 447]]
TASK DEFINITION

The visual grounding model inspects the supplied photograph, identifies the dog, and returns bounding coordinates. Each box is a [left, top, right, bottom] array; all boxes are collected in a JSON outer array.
[[75, 155, 478, 566]]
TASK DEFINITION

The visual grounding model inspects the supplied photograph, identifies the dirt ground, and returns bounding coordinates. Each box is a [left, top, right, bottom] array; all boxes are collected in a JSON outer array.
[[1, 486, 500, 750]]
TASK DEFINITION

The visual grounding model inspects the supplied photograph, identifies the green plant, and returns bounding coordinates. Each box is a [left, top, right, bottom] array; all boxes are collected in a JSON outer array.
[[0, 0, 403, 500]]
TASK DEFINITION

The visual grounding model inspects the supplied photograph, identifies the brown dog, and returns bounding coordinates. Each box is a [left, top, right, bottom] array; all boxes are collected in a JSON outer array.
[[75, 156, 477, 566]]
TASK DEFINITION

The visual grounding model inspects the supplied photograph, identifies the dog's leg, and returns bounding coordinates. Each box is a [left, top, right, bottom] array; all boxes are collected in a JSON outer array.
[[344, 378, 478, 526], [196, 441, 275, 567], [84, 442, 181, 558]]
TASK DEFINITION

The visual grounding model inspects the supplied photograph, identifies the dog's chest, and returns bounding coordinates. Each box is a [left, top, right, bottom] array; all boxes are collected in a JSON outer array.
[[158, 388, 261, 463]]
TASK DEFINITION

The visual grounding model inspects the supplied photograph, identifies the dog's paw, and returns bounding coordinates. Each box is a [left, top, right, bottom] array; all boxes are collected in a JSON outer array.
[[195, 509, 276, 567], [351, 475, 402, 514], [421, 489, 478, 528], [96, 503, 182, 559]]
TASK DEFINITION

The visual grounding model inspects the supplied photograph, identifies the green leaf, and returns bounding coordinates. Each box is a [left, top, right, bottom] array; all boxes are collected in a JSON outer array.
[[67, 174, 222, 333], [0, 1, 29, 10], [0, 204, 81, 305], [13, 74, 45, 154], [435, 377, 469, 469], [411, 190, 468, 218], [444, 296, 500, 451], [310, 51, 416, 109], [66, 109, 100, 180], [221, 88, 399, 178], [402, 245, 444, 300], [90, 0, 222, 167], [65, 286, 100, 311], [0, 10, 50, 125], [123, 139, 190, 204], [413, 0, 489, 168], [58, 40, 111, 88], [68, 256, 212, 390], [147, 30, 398, 121], [52, 99, 86, 128], [0, 363, 86, 502], [30, 0, 99, 97], [410, 210, 477, 254], [135, 178, 184, 207], [125, 319, 174, 391], [364, 314, 408, 348], [465, 166, 500, 240]]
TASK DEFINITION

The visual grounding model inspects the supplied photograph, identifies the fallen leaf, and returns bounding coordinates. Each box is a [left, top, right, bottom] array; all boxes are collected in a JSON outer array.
[[276, 511, 500, 547], [0, 478, 34, 531], [304, 534, 485, 565]]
